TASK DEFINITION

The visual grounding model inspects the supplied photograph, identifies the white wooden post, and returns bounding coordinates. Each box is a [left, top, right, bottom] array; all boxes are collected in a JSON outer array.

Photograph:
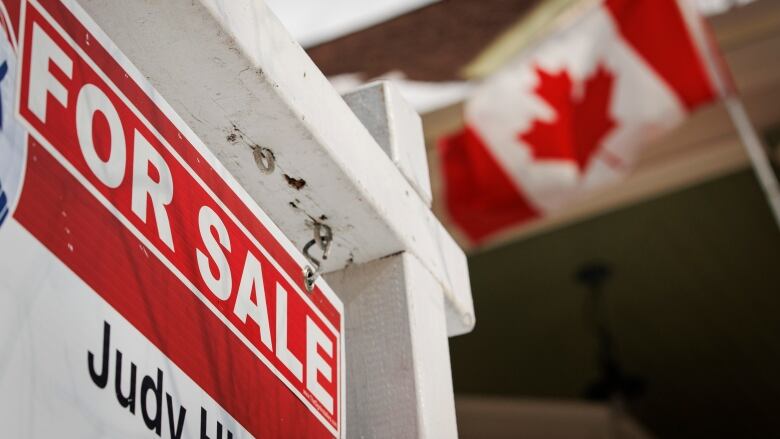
[[325, 81, 461, 437], [74, 1, 475, 437], [325, 253, 458, 438]]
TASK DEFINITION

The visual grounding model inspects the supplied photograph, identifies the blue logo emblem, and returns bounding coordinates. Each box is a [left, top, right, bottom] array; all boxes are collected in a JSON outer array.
[[0, 58, 8, 227], [0, 60, 7, 129], [0, 178, 8, 227], [0, 31, 26, 231]]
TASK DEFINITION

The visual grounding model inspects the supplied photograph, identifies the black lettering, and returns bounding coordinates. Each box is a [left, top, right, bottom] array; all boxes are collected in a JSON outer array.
[[114, 350, 137, 414], [166, 393, 186, 439], [141, 368, 163, 436], [88, 321, 110, 388], [88, 321, 193, 438], [200, 407, 210, 439], [200, 407, 234, 439]]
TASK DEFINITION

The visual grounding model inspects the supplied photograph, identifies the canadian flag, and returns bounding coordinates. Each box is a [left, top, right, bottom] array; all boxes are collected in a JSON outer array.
[[439, 0, 727, 243]]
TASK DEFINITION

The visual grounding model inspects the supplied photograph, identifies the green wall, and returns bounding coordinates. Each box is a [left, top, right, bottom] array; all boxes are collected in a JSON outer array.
[[451, 169, 780, 438]]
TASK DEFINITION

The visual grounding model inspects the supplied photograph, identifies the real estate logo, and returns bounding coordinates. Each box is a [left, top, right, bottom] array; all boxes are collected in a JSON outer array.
[[0, 22, 26, 229]]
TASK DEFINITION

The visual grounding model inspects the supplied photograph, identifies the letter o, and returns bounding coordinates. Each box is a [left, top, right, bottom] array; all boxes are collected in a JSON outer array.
[[76, 83, 126, 188]]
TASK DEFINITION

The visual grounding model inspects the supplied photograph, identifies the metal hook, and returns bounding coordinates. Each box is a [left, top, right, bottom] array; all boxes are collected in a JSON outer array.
[[313, 222, 332, 260], [301, 222, 333, 292], [302, 239, 321, 270], [252, 146, 275, 174], [302, 265, 318, 293], [302, 239, 321, 293]]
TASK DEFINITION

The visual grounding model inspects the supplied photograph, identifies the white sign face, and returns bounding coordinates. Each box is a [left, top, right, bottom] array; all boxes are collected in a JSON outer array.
[[0, 1, 344, 438]]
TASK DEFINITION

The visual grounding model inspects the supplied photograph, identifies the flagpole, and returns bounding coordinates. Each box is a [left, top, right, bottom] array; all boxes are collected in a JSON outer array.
[[678, 0, 780, 228], [722, 96, 780, 227]]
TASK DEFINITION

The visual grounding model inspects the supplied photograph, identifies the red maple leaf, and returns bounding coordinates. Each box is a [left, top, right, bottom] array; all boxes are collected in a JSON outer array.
[[518, 64, 617, 172]]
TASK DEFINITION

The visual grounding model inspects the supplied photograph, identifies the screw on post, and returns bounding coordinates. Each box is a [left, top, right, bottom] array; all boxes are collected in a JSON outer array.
[[302, 222, 332, 292], [252, 145, 275, 174]]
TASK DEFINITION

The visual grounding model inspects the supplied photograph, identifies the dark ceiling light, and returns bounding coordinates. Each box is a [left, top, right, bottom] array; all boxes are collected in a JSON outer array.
[[575, 261, 646, 402]]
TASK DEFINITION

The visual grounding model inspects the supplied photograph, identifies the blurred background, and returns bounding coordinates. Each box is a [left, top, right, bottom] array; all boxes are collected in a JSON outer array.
[[268, 0, 780, 437]]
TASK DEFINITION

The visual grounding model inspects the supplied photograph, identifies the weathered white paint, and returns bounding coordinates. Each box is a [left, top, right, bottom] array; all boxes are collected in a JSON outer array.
[[342, 81, 433, 206], [324, 252, 458, 439], [340, 80, 474, 334], [76, 0, 474, 336]]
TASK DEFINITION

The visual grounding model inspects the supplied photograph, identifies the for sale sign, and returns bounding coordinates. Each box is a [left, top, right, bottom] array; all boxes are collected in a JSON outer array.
[[0, 0, 344, 437]]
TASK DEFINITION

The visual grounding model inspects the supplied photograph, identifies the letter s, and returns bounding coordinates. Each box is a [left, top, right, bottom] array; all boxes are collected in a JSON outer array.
[[196, 205, 232, 300]]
